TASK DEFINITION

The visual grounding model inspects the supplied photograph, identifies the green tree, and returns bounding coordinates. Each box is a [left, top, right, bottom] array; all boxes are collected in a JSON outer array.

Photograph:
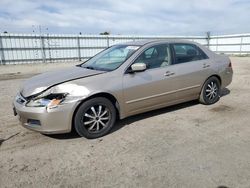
[[100, 31, 110, 35]]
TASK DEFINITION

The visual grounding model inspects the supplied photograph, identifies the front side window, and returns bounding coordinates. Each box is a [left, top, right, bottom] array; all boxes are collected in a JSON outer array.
[[173, 43, 208, 64], [133, 44, 171, 69], [81, 45, 140, 71]]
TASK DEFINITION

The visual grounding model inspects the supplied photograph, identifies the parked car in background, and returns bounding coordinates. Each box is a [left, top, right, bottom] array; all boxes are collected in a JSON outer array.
[[13, 39, 233, 138]]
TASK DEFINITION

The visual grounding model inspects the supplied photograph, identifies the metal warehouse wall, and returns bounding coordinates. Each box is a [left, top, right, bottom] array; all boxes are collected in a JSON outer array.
[[0, 33, 249, 65]]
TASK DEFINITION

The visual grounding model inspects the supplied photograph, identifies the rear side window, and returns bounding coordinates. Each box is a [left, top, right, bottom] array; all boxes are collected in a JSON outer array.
[[172, 43, 208, 64]]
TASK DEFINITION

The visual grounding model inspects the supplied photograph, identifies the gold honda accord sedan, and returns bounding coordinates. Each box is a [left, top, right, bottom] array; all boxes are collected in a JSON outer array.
[[13, 39, 233, 138]]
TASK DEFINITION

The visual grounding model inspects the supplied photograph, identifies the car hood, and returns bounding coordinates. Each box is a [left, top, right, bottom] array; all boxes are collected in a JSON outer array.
[[20, 66, 105, 97]]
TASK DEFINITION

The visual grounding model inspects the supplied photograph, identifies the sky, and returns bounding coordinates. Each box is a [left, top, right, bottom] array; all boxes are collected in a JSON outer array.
[[0, 0, 249, 36]]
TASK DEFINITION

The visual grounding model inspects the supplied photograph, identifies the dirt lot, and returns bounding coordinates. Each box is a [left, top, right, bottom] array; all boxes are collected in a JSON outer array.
[[0, 57, 250, 188]]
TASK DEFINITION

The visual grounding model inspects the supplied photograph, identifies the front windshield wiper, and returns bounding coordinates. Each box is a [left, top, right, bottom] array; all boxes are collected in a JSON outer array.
[[82, 65, 112, 72], [83, 66, 96, 70]]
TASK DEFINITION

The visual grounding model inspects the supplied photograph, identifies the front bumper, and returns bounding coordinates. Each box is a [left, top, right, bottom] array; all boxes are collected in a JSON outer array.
[[13, 99, 79, 134]]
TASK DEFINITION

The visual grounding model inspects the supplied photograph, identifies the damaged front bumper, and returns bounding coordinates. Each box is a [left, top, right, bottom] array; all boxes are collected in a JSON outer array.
[[13, 94, 80, 134]]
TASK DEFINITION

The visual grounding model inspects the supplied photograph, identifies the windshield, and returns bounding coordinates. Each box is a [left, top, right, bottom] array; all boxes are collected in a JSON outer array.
[[81, 45, 140, 71]]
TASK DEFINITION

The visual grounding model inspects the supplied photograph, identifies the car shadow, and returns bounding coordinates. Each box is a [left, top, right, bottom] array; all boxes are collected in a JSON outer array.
[[110, 100, 199, 134], [44, 130, 80, 140], [221, 88, 230, 97], [113, 88, 231, 133], [46, 100, 199, 140], [47, 88, 231, 140]]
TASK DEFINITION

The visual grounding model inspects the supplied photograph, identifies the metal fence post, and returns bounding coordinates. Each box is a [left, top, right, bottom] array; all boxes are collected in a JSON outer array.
[[77, 36, 81, 61], [240, 36, 243, 55], [0, 35, 5, 65], [206, 31, 211, 49], [107, 36, 110, 47], [40, 35, 46, 63], [216, 38, 218, 53]]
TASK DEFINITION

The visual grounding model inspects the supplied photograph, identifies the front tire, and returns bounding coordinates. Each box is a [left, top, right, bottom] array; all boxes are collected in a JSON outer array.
[[199, 76, 221, 105], [74, 97, 116, 139]]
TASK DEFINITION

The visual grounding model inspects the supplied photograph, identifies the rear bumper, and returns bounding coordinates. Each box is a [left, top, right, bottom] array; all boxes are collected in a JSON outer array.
[[220, 67, 233, 88], [13, 100, 79, 134]]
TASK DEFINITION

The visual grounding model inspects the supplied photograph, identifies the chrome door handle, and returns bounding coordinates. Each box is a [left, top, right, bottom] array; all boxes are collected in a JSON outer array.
[[203, 64, 210, 68], [164, 71, 175, 76]]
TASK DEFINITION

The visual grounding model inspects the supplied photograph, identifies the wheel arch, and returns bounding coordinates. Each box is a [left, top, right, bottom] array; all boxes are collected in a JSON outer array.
[[202, 74, 222, 90], [199, 74, 222, 97], [211, 74, 222, 85], [199, 74, 222, 105], [71, 92, 121, 132]]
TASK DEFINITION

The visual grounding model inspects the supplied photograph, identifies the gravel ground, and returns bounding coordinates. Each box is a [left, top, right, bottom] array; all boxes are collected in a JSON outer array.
[[0, 61, 79, 80], [0, 57, 250, 188]]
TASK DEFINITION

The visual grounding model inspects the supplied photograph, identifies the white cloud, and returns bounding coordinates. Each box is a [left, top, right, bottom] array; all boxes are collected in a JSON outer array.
[[0, 0, 249, 35]]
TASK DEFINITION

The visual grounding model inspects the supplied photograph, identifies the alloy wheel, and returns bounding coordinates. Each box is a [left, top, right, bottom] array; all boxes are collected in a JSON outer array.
[[205, 81, 218, 101], [82, 105, 111, 133]]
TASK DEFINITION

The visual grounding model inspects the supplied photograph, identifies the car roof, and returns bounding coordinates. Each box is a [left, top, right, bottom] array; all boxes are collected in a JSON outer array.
[[121, 39, 198, 46]]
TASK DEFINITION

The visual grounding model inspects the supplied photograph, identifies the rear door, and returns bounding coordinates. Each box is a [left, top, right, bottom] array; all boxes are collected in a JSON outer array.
[[170, 43, 213, 99]]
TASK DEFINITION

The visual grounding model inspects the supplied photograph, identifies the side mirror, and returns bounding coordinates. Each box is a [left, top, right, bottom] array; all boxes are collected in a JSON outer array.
[[130, 63, 147, 73]]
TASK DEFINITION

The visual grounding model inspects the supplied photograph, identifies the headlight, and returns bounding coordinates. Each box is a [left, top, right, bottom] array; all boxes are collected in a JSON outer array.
[[25, 83, 90, 108], [26, 93, 67, 108]]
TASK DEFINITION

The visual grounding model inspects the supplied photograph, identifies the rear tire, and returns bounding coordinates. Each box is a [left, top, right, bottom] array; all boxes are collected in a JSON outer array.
[[74, 97, 116, 139], [199, 76, 221, 105]]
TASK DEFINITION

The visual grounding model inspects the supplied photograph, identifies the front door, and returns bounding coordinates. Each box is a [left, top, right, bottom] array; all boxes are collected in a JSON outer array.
[[122, 44, 180, 116]]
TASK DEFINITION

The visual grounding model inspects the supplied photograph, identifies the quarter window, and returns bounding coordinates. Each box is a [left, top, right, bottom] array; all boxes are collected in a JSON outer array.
[[173, 43, 208, 64], [134, 44, 171, 69]]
